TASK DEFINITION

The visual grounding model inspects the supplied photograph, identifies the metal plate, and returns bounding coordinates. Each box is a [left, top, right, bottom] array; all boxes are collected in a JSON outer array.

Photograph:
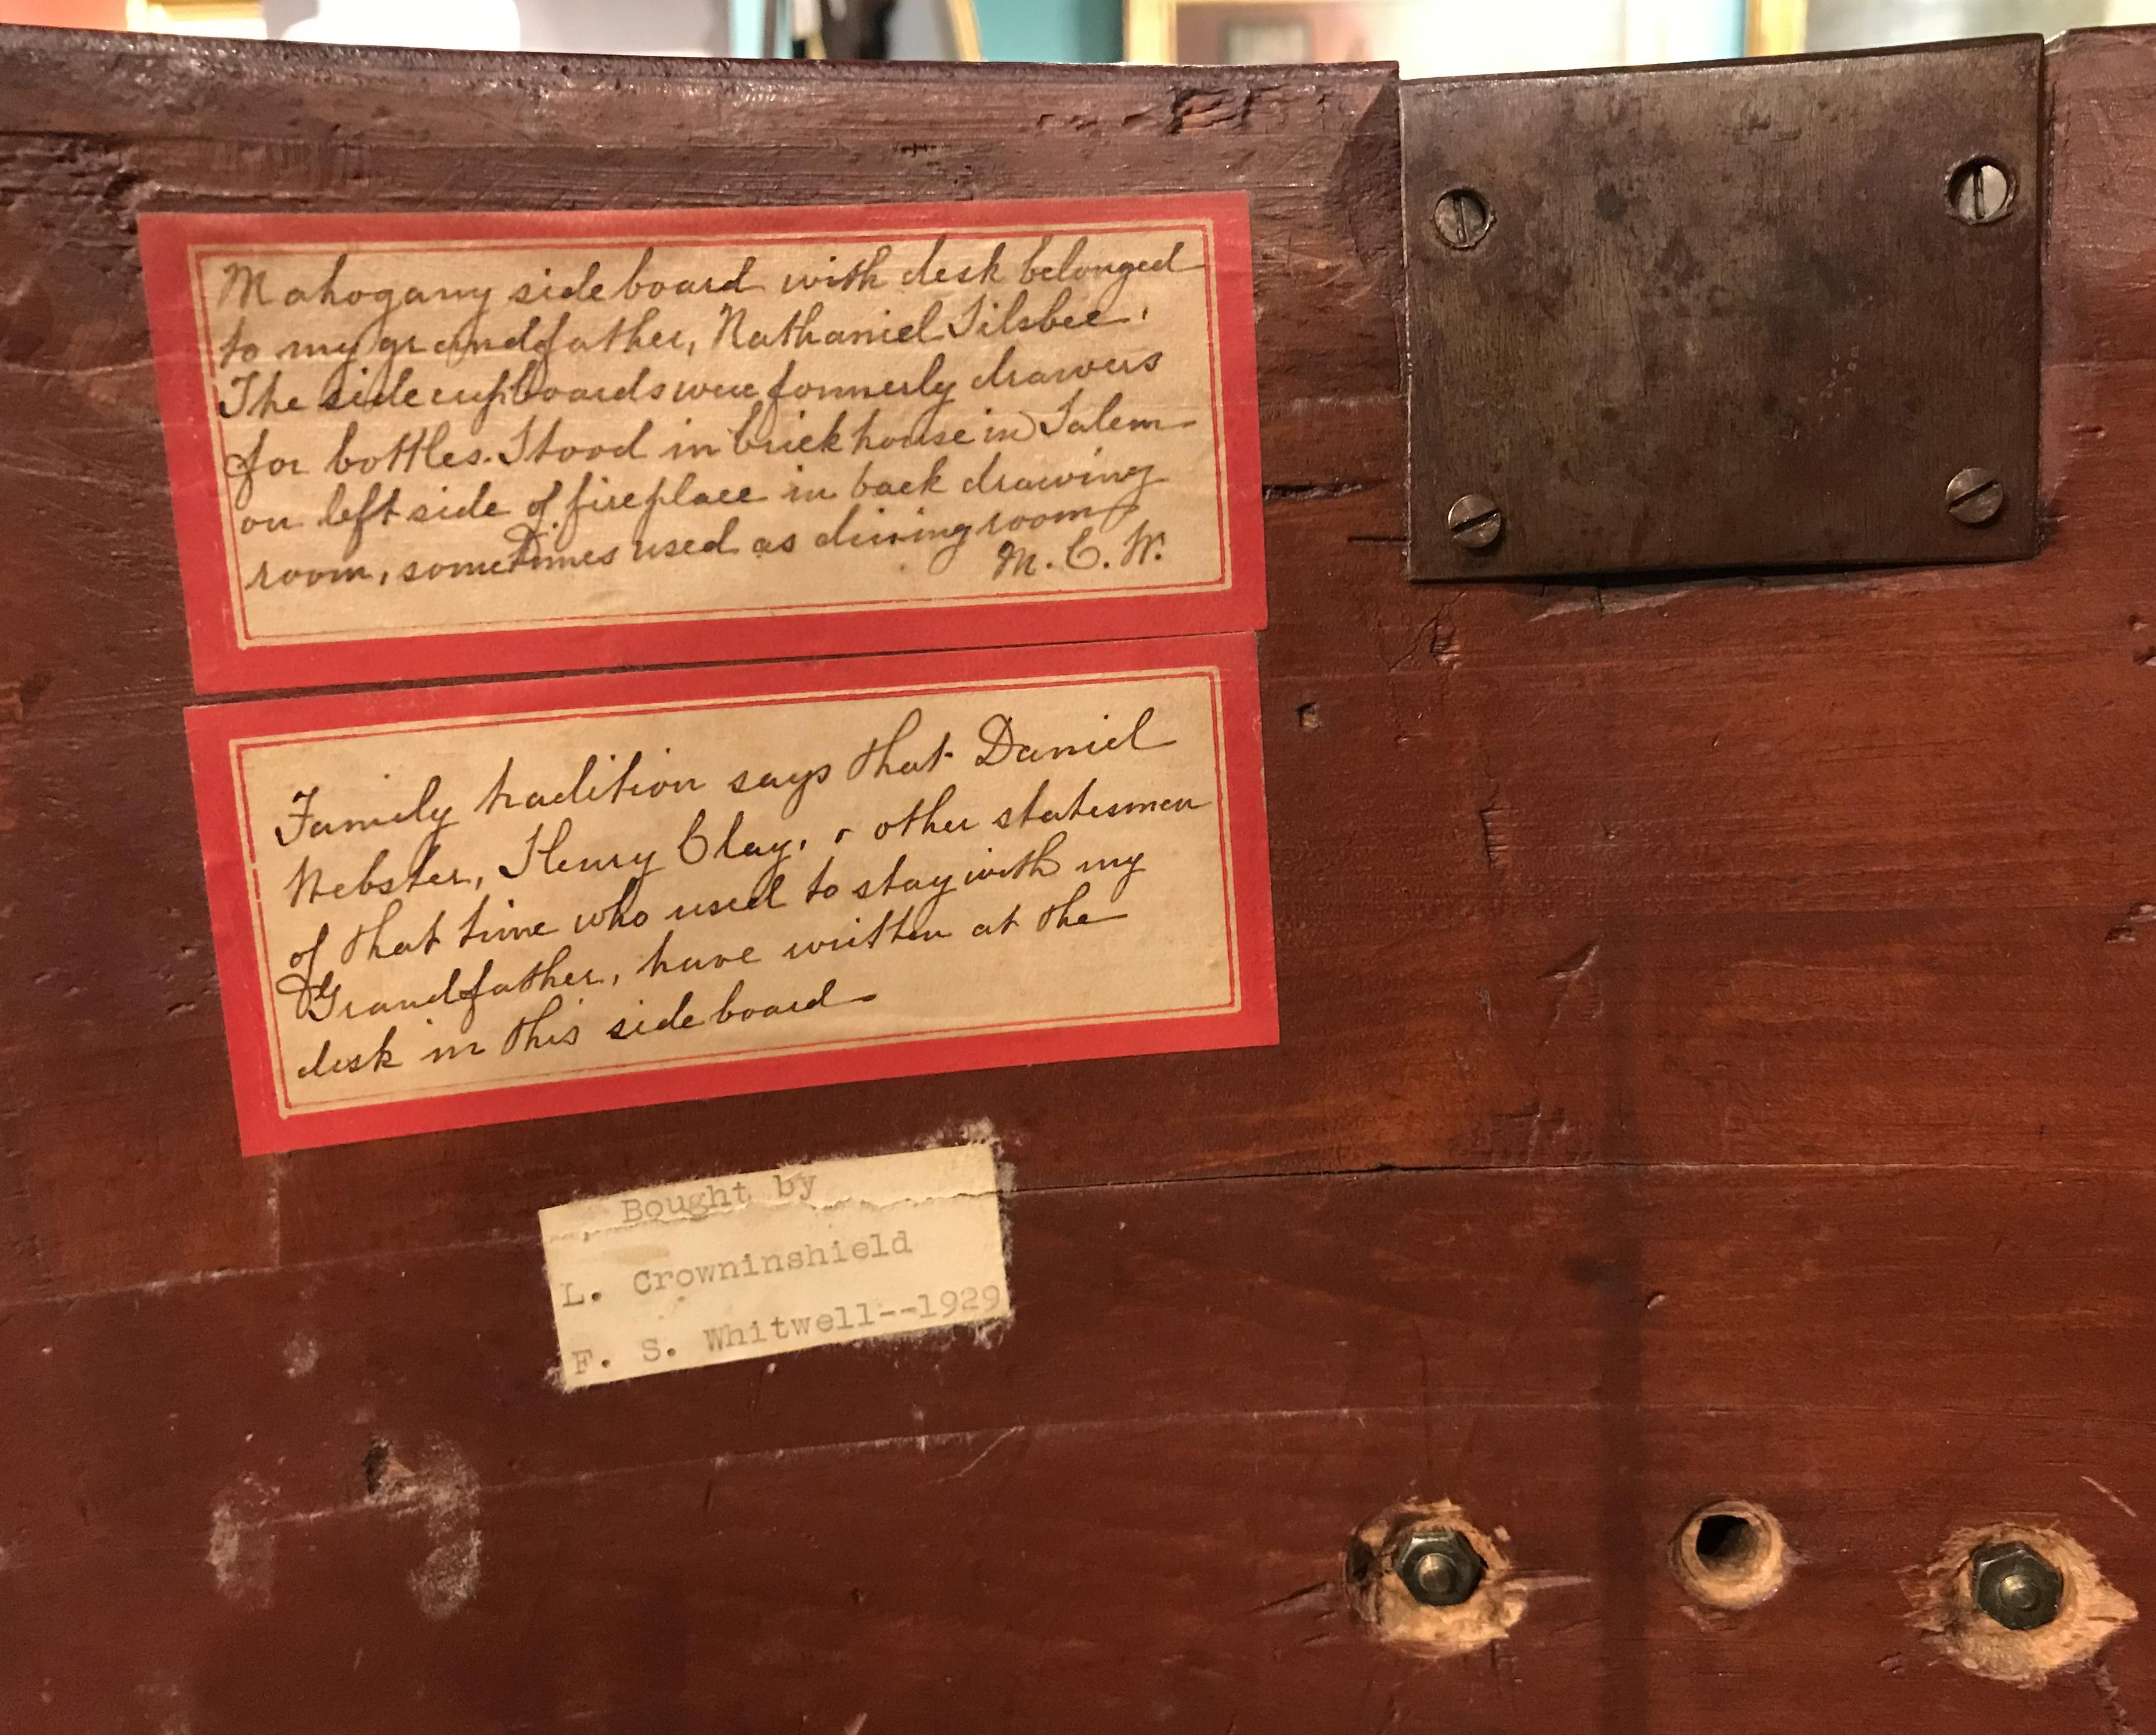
[[1404, 38, 2042, 582]]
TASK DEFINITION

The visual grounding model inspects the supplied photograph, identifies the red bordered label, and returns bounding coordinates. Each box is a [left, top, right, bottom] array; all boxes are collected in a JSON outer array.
[[140, 196, 1266, 693], [186, 635, 1277, 1154]]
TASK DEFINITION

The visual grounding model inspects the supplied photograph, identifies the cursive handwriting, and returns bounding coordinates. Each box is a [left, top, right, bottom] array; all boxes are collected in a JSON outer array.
[[193, 215, 1227, 648], [235, 672, 1238, 1113]]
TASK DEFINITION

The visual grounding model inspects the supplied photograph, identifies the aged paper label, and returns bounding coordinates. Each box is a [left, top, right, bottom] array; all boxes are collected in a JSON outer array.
[[141, 196, 1264, 691], [187, 636, 1275, 1154], [539, 1142, 1009, 1390]]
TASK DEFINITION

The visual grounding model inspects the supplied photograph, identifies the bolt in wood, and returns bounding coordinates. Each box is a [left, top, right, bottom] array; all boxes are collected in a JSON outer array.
[[1970, 1540, 2064, 1631], [1394, 1528, 1486, 1607]]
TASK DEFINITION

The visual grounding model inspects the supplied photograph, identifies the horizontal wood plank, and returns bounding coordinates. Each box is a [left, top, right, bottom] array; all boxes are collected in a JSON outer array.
[[3, 21, 2156, 1732]]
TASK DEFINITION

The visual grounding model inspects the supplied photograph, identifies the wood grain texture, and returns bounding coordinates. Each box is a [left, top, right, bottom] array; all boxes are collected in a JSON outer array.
[[2, 20, 2156, 1734]]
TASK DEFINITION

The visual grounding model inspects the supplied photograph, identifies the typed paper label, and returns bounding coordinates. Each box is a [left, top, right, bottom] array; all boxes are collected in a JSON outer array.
[[539, 1142, 1009, 1390]]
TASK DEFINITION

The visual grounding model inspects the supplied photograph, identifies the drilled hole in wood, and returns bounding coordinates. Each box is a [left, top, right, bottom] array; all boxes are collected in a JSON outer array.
[[1347, 1501, 1522, 1655], [1672, 1499, 1790, 1610], [1694, 1512, 1760, 1570], [1909, 1523, 2137, 1683]]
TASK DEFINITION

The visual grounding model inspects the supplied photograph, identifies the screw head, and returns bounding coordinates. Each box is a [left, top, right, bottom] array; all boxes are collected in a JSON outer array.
[[1946, 466, 2004, 526], [1393, 1528, 1487, 1608], [1447, 492, 1504, 550], [1434, 186, 1492, 251], [1948, 157, 2014, 225], [1971, 1540, 2064, 1632]]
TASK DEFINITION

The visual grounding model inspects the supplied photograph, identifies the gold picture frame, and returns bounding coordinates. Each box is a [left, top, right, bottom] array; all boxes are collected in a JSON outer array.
[[947, 0, 984, 58], [1743, 0, 1807, 53], [125, 0, 264, 33], [1134, 0, 1800, 65], [1124, 0, 1378, 64]]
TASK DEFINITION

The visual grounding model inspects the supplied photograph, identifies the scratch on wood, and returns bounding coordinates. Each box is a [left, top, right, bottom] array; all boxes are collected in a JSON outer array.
[[1386, 609, 1459, 674], [2105, 902, 2155, 944], [2097, 1660, 2144, 1735], [1542, 942, 1602, 1031], [1254, 1582, 1339, 1618], [935, 1424, 1025, 1484], [1527, 568, 1894, 622], [1544, 942, 1601, 985], [1167, 87, 1253, 132], [1261, 480, 1376, 504], [1488, 1635, 1524, 1690], [1477, 798, 1510, 872], [2084, 1475, 2141, 1521], [265, 1154, 282, 1266]]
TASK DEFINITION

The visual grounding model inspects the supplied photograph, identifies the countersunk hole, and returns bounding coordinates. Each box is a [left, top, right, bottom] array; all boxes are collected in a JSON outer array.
[[1947, 156, 2015, 225], [1674, 1499, 1790, 1610], [1432, 186, 1492, 250], [1915, 1522, 2139, 1681]]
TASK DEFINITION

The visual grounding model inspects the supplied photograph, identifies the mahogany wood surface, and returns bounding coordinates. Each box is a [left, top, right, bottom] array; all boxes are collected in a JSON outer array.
[[1, 21, 2154, 1734]]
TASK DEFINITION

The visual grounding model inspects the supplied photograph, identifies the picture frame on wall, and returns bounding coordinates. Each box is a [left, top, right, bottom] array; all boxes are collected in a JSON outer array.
[[1124, 0, 1385, 63], [1124, 0, 1754, 72]]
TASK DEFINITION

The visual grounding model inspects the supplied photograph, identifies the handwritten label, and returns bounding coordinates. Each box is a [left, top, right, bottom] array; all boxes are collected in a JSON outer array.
[[186, 636, 1275, 1154], [540, 1142, 1009, 1390], [141, 196, 1264, 692]]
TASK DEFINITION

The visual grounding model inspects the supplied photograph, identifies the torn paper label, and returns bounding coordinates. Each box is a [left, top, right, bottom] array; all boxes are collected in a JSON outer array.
[[539, 1142, 1008, 1390]]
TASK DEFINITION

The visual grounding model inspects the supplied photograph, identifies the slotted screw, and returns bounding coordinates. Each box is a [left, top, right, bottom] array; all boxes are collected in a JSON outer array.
[[1448, 492, 1504, 550], [1949, 159, 2013, 225], [1434, 187, 1492, 250], [1946, 466, 2004, 526]]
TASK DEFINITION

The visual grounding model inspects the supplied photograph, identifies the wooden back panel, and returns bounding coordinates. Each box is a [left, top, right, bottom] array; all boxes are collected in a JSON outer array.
[[1, 21, 2153, 1732]]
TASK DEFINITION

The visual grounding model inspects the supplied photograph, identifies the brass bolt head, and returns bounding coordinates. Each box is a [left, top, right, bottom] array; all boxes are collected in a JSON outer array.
[[1393, 1527, 1487, 1608], [1971, 1540, 2064, 1632]]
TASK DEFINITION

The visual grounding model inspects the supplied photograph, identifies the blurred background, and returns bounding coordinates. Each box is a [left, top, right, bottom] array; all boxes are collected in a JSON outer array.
[[0, 0, 2151, 84]]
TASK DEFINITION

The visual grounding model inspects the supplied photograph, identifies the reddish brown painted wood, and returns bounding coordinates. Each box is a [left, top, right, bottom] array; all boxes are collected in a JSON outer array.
[[9, 1405, 2156, 1734], [2, 20, 2156, 1735]]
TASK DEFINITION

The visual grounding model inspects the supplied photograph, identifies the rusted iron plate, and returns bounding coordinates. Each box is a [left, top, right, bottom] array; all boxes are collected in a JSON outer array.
[[1404, 38, 2042, 581]]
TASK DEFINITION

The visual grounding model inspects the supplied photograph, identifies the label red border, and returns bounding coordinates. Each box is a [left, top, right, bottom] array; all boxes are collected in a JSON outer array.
[[140, 195, 1267, 695], [186, 634, 1277, 1155]]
